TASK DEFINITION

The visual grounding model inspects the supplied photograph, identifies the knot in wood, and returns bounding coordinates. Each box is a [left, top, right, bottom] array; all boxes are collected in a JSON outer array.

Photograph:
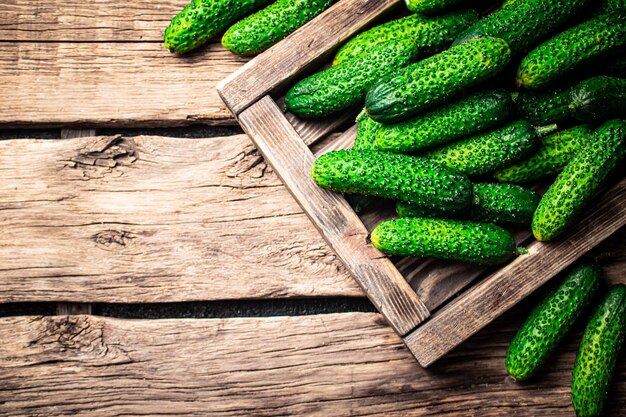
[[94, 229, 135, 249], [226, 145, 267, 179], [66, 135, 137, 179]]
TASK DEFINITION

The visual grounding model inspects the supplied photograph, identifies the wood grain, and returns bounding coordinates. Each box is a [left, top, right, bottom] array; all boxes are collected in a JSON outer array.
[[0, 133, 362, 303], [218, 0, 402, 115], [238, 96, 429, 336], [1, 312, 625, 416], [0, 0, 179, 41], [405, 178, 626, 367]]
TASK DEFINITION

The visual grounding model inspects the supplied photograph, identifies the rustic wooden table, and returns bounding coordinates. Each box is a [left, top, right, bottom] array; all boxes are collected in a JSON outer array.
[[1, 1, 625, 415]]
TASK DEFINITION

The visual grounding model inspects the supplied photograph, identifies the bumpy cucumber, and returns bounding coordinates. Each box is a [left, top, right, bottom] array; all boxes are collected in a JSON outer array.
[[285, 40, 418, 118], [398, 182, 540, 225], [570, 76, 626, 122], [572, 284, 626, 417], [365, 37, 511, 123], [333, 10, 478, 66], [222, 0, 336, 56], [494, 125, 593, 183], [452, 0, 591, 55], [514, 76, 626, 124], [532, 119, 626, 241], [353, 110, 381, 151], [164, 0, 273, 54], [371, 218, 519, 265], [506, 264, 602, 381], [311, 150, 472, 210], [360, 90, 513, 153], [405, 0, 468, 14], [517, 14, 626, 90], [423, 121, 538, 177]]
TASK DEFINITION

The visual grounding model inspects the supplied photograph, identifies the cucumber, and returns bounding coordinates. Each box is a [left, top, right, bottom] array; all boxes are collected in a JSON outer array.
[[363, 90, 514, 154], [397, 182, 540, 225], [222, 0, 336, 56], [365, 37, 511, 123], [517, 14, 626, 90], [570, 76, 626, 123], [452, 0, 591, 55], [532, 119, 626, 241], [285, 39, 418, 118], [353, 110, 382, 151], [164, 0, 273, 54], [423, 121, 538, 177], [514, 76, 626, 124], [333, 10, 478, 66], [572, 284, 626, 417], [506, 264, 602, 381], [494, 125, 593, 184], [405, 0, 467, 14], [311, 149, 472, 210], [371, 217, 519, 264]]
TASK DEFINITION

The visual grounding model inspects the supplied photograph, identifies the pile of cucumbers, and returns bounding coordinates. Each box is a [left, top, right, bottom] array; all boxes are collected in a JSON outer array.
[[304, 1, 626, 415]]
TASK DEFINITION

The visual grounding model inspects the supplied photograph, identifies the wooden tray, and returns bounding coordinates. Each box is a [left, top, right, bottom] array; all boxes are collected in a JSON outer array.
[[217, 0, 626, 367]]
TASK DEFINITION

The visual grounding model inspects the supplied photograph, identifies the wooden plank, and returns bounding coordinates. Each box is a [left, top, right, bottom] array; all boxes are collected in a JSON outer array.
[[56, 129, 96, 315], [405, 178, 626, 367], [0, 0, 179, 41], [217, 0, 401, 115], [238, 95, 429, 336], [0, 133, 361, 303], [0, 42, 246, 128], [1, 312, 625, 416]]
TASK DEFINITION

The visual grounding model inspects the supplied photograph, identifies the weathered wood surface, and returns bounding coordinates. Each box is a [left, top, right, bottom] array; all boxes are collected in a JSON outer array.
[[1, 312, 625, 416], [239, 96, 429, 336], [406, 178, 626, 367], [0, 133, 362, 302], [218, 0, 401, 115]]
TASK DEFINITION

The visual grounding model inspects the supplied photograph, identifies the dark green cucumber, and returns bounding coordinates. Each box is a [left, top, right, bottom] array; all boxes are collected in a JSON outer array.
[[333, 10, 478, 65], [572, 284, 626, 417], [311, 150, 472, 210], [285, 40, 418, 118], [371, 217, 519, 264], [452, 0, 591, 55], [423, 121, 538, 177], [362, 90, 513, 153], [405, 0, 468, 14], [221, 0, 336, 56], [570, 76, 626, 122], [397, 182, 540, 225], [164, 0, 273, 54], [365, 37, 511, 123], [514, 76, 626, 124], [517, 14, 626, 90], [532, 119, 626, 241], [494, 125, 593, 184], [506, 264, 602, 381]]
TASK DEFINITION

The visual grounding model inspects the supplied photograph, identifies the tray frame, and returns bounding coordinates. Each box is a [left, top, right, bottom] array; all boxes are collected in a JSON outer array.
[[217, 0, 626, 366]]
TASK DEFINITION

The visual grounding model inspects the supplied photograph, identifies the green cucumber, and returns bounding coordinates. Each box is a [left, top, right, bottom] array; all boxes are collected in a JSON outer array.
[[164, 0, 273, 54], [572, 284, 626, 417], [506, 264, 602, 381], [405, 0, 467, 14], [570, 76, 626, 123], [452, 0, 591, 55], [365, 37, 511, 123], [532, 119, 626, 241], [517, 14, 626, 90], [311, 149, 472, 210], [371, 217, 519, 264], [285, 39, 418, 118], [423, 121, 538, 177], [353, 110, 382, 151], [513, 76, 626, 124], [333, 10, 478, 66], [494, 125, 593, 184], [361, 90, 513, 154], [222, 0, 336, 56], [398, 182, 540, 225]]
